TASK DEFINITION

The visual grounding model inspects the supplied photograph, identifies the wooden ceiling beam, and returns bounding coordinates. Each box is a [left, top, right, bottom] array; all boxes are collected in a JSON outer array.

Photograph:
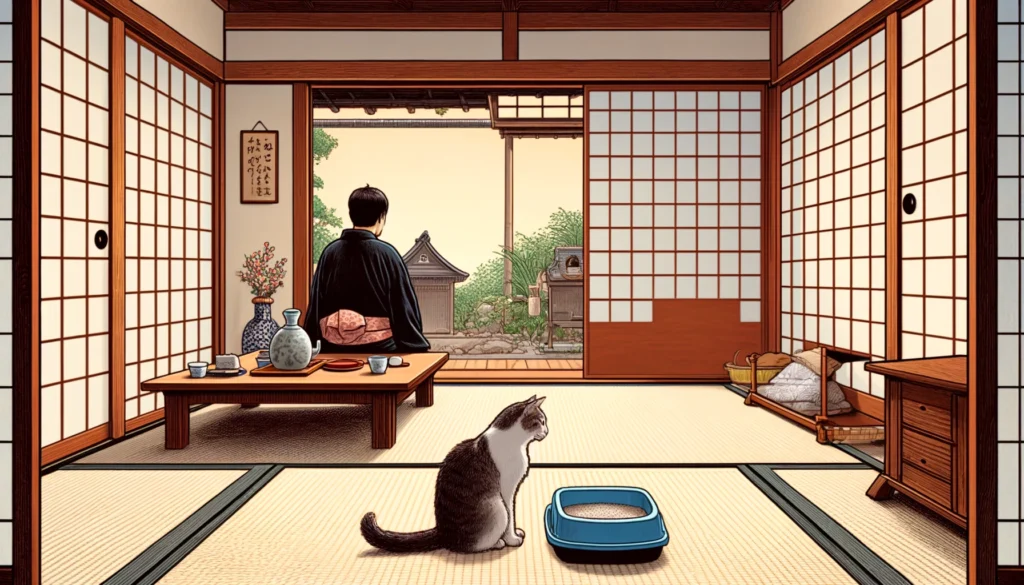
[[225, 59, 771, 82], [224, 10, 769, 29], [226, 0, 777, 12]]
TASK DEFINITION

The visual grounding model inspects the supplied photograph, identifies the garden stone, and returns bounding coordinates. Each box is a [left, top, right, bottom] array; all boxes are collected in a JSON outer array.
[[477, 304, 494, 316]]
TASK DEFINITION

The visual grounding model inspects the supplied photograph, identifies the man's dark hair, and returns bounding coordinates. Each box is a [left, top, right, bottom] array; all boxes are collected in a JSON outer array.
[[348, 184, 389, 227]]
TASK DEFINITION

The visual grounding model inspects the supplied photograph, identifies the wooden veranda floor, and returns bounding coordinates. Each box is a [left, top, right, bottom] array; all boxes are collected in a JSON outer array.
[[436, 358, 584, 383], [442, 359, 583, 371]]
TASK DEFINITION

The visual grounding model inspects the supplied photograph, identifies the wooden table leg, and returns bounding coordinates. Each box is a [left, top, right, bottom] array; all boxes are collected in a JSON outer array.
[[240, 404, 260, 408], [165, 395, 191, 449], [866, 474, 894, 500], [416, 377, 434, 407], [371, 392, 398, 449]]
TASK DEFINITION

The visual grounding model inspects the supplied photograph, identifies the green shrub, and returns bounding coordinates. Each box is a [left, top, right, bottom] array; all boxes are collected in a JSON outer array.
[[454, 208, 583, 334]]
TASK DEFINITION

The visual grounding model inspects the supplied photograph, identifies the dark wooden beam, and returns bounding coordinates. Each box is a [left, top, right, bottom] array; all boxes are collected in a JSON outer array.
[[502, 11, 518, 60], [12, 0, 41, 580], [85, 0, 222, 80], [776, 0, 915, 85], [519, 11, 769, 29], [225, 60, 771, 82], [292, 84, 313, 317], [225, 11, 503, 29], [969, 0, 998, 581], [318, 89, 340, 112]]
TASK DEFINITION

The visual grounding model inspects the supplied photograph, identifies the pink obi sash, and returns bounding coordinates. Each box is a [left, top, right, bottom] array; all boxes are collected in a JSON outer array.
[[320, 310, 393, 346]]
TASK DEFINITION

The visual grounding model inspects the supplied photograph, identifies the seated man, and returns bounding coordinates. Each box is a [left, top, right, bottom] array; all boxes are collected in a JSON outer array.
[[303, 185, 430, 354]]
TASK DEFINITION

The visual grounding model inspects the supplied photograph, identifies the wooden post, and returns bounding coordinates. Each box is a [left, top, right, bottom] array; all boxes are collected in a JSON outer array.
[[503, 135, 514, 296], [745, 353, 761, 406]]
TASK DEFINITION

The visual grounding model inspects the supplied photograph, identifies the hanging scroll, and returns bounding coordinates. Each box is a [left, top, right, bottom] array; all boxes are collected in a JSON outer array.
[[240, 121, 278, 204]]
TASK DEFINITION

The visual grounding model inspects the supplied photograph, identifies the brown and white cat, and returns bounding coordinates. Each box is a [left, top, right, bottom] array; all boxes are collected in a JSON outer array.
[[360, 395, 549, 553]]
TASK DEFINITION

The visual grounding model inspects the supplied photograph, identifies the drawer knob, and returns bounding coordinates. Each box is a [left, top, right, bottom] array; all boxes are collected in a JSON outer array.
[[921, 458, 927, 465], [920, 405, 926, 411]]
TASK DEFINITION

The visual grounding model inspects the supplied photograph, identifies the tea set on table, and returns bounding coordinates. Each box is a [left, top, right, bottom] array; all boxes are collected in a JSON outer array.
[[188, 308, 408, 378]]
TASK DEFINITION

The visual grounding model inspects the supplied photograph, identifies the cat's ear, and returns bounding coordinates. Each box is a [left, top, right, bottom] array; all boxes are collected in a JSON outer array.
[[527, 395, 538, 403], [533, 396, 546, 407]]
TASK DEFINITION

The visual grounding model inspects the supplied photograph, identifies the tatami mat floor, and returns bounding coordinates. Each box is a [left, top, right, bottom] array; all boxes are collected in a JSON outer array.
[[777, 468, 966, 585], [156, 468, 857, 585], [43, 384, 963, 585], [42, 469, 246, 585], [80, 385, 857, 465]]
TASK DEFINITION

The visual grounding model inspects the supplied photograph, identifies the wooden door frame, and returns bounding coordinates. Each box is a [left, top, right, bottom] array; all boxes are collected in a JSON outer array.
[[12, 0, 41, 581]]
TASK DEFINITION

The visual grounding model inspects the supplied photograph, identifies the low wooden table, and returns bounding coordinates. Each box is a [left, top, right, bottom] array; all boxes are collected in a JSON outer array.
[[140, 352, 449, 450]]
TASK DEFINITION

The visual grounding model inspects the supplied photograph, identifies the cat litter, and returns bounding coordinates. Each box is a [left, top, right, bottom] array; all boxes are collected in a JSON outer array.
[[544, 486, 668, 564]]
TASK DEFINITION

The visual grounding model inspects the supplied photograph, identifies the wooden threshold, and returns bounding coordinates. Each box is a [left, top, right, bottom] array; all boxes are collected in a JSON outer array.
[[41, 426, 109, 466]]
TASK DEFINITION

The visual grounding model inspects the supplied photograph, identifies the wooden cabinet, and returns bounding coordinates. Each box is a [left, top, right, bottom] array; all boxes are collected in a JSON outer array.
[[864, 357, 967, 530]]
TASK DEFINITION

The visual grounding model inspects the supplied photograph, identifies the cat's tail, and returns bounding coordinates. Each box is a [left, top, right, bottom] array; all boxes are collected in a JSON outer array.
[[360, 512, 442, 553]]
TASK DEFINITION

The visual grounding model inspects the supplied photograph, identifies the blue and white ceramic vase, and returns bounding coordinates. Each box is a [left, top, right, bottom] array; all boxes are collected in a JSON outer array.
[[241, 297, 279, 354]]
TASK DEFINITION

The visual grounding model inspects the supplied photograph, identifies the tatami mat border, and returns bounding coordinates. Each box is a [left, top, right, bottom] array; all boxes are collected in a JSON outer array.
[[741, 464, 911, 585], [100, 465, 283, 585]]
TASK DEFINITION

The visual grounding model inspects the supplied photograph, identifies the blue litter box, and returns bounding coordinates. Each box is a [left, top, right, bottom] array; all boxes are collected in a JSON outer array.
[[544, 486, 668, 564]]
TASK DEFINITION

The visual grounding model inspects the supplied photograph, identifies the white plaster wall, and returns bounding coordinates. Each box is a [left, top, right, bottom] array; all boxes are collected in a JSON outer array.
[[225, 85, 293, 354], [782, 0, 871, 60], [519, 30, 770, 60], [133, 0, 224, 60], [225, 30, 502, 61]]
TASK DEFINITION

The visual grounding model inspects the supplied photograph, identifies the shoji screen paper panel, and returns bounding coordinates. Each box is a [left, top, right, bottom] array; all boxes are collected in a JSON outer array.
[[124, 35, 214, 421], [899, 0, 968, 359], [998, 0, 1024, 567], [39, 0, 111, 447], [780, 31, 887, 397], [586, 88, 763, 378], [0, 0, 11, 566]]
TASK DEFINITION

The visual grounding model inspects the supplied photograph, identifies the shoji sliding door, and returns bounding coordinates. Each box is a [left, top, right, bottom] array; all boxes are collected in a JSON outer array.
[[899, 0, 968, 359], [39, 0, 112, 449], [780, 31, 888, 397], [585, 88, 763, 378], [998, 0, 1024, 567], [123, 35, 215, 422]]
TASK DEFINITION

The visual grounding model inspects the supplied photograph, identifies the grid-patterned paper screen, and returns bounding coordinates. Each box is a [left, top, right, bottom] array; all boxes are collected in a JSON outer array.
[[587, 90, 762, 324], [0, 0, 11, 566], [899, 0, 968, 359], [779, 31, 887, 397], [998, 0, 1024, 566], [39, 0, 111, 446], [124, 35, 214, 420]]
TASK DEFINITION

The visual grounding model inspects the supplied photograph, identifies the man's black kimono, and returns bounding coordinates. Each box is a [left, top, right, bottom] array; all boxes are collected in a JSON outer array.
[[303, 229, 430, 354]]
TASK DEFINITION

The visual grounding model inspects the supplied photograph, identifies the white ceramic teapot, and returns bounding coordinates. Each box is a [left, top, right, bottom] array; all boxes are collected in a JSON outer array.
[[269, 308, 321, 370]]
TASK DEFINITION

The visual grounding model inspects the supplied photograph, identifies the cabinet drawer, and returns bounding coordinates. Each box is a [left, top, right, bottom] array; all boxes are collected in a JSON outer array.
[[902, 463, 953, 508], [903, 428, 952, 480], [903, 398, 952, 440]]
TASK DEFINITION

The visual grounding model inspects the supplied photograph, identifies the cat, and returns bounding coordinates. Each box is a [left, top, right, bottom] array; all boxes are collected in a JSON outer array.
[[360, 395, 548, 554]]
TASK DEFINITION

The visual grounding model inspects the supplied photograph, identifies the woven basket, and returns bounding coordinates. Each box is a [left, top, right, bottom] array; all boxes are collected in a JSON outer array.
[[725, 362, 784, 385], [724, 352, 784, 385], [828, 426, 885, 444]]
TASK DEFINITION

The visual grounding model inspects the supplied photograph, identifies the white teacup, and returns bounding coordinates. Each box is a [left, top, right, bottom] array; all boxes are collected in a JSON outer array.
[[188, 361, 208, 378], [368, 355, 388, 374]]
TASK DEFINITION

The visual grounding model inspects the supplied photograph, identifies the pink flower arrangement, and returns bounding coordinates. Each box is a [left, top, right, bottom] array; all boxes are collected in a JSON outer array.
[[237, 242, 288, 299]]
